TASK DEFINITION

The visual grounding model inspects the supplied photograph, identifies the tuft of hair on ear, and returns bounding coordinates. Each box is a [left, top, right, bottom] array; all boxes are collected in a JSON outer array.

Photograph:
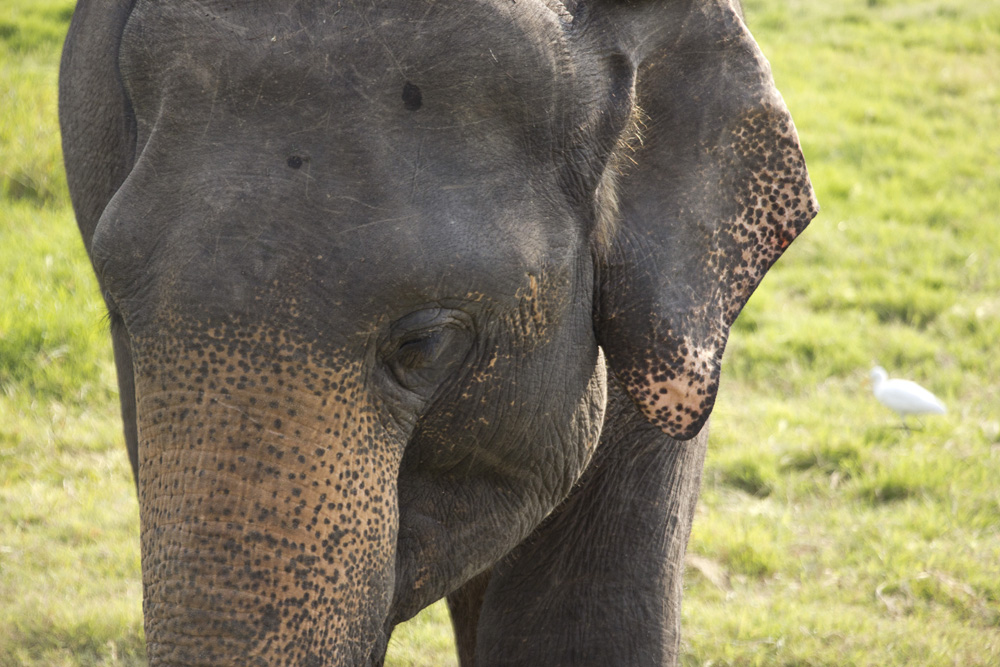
[[590, 101, 646, 258], [559, 0, 581, 16], [542, 0, 577, 22]]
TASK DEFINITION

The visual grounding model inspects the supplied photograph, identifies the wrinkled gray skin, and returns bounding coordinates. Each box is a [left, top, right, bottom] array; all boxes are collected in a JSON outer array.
[[60, 0, 816, 665]]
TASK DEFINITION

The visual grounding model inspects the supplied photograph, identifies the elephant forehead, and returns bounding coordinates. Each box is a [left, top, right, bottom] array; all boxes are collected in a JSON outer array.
[[120, 0, 568, 128], [98, 110, 583, 336], [109, 2, 584, 327], [104, 168, 576, 334]]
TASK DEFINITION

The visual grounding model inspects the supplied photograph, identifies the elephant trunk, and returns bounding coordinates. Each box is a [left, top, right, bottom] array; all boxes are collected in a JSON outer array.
[[132, 332, 399, 665]]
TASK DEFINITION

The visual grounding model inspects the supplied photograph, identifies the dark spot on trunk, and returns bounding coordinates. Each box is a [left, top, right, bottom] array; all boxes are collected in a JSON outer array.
[[287, 155, 303, 169], [402, 81, 422, 111], [260, 604, 281, 633]]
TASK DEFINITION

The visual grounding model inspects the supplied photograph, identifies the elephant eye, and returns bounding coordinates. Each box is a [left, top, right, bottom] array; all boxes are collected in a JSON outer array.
[[393, 331, 446, 370], [384, 312, 474, 393]]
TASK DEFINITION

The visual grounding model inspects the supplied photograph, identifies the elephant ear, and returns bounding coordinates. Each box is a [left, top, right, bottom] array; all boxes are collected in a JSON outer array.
[[582, 0, 819, 440]]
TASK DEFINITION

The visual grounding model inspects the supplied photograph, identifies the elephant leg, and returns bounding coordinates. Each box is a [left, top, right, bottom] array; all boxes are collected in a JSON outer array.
[[446, 569, 492, 667], [472, 377, 709, 666]]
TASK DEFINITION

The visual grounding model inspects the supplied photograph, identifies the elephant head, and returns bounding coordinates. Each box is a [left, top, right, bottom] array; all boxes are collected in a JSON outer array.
[[60, 0, 816, 663]]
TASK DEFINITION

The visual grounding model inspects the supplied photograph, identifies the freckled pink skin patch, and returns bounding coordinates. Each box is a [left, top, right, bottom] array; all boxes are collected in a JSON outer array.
[[612, 99, 817, 441]]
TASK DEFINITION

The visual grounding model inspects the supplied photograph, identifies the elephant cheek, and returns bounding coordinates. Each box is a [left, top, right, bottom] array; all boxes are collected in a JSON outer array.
[[132, 336, 400, 665]]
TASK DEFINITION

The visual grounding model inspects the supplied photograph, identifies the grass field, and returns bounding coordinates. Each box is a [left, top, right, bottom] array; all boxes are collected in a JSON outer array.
[[2, 0, 998, 665]]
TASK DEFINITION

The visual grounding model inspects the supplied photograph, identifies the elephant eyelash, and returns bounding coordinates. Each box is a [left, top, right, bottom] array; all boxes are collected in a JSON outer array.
[[397, 331, 436, 350], [392, 330, 445, 367]]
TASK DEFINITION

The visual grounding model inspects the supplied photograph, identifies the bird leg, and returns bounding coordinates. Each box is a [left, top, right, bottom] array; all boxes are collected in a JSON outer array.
[[898, 417, 925, 432]]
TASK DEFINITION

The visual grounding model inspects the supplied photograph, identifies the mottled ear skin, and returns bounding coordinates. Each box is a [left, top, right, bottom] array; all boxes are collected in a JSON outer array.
[[586, 0, 819, 440]]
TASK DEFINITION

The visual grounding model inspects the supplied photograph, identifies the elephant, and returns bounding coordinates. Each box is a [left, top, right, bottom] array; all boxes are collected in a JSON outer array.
[[59, 0, 816, 664]]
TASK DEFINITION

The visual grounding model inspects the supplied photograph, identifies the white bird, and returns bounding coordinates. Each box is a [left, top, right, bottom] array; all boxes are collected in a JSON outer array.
[[870, 366, 946, 429]]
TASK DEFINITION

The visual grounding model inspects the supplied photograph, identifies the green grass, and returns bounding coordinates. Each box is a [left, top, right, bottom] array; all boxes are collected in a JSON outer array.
[[2, 0, 998, 664]]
